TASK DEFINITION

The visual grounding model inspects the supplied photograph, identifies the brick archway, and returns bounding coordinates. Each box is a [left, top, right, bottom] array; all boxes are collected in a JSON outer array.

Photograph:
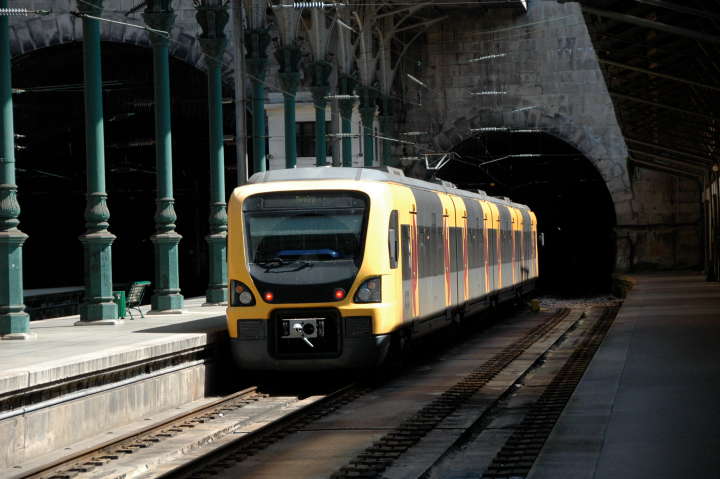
[[8, 9, 235, 84], [431, 106, 632, 210]]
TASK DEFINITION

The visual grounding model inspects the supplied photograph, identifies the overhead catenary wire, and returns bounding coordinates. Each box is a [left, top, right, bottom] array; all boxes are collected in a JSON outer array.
[[31, 3, 556, 165]]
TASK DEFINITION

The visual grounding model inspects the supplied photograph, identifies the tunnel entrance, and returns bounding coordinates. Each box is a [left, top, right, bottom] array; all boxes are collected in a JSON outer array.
[[12, 42, 235, 297], [439, 131, 616, 295]]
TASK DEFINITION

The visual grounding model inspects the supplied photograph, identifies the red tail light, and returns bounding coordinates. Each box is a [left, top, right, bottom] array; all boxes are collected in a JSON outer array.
[[264, 291, 275, 302], [334, 288, 346, 300]]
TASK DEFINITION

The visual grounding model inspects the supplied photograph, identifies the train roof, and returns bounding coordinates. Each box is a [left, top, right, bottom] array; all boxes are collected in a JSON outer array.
[[247, 167, 531, 210]]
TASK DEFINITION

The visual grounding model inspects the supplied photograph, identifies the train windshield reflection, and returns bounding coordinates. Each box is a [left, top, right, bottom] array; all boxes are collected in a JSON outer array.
[[243, 192, 368, 267]]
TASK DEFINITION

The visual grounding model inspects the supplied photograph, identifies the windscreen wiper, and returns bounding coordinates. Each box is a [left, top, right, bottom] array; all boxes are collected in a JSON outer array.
[[255, 257, 313, 273]]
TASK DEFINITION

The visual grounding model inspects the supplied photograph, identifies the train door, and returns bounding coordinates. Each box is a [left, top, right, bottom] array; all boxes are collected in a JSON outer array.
[[483, 201, 500, 292], [513, 208, 523, 285], [520, 209, 533, 282], [530, 211, 540, 278], [497, 205, 513, 291], [449, 195, 468, 306], [401, 200, 419, 322], [463, 197, 485, 299]]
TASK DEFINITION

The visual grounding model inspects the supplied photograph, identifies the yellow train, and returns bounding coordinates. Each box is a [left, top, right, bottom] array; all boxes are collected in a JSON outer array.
[[226, 167, 538, 370]]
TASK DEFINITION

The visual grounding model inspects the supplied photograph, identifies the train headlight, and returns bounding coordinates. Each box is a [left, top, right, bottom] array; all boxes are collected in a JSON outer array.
[[354, 277, 382, 303], [230, 280, 255, 306]]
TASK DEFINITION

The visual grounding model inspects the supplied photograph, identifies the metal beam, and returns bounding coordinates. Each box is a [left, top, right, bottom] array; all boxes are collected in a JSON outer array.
[[624, 127, 717, 157], [610, 91, 719, 121], [630, 157, 704, 178], [625, 138, 714, 165], [581, 6, 720, 45], [628, 148, 708, 173], [632, 0, 720, 23], [599, 58, 720, 93]]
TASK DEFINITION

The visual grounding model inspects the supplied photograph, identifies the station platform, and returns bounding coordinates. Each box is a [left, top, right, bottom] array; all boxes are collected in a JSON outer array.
[[0, 298, 228, 469], [530, 272, 720, 478]]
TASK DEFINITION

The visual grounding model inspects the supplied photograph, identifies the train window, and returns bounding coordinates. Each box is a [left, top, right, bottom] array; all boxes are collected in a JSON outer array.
[[389, 210, 399, 269], [243, 191, 369, 267]]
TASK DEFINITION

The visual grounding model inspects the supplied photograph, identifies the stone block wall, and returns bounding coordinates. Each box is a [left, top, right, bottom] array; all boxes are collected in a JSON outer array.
[[398, 0, 702, 272]]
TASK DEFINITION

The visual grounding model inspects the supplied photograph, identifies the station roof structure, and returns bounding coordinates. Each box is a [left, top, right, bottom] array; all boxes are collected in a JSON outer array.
[[568, 0, 720, 178]]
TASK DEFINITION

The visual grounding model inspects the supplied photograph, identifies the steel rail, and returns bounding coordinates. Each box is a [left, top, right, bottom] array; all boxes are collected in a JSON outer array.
[[330, 308, 572, 479], [157, 382, 367, 478], [21, 386, 259, 479], [482, 306, 621, 478]]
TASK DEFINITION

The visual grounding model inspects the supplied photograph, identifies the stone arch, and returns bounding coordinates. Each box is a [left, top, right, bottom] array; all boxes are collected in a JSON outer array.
[[8, 9, 236, 85], [431, 106, 632, 211]]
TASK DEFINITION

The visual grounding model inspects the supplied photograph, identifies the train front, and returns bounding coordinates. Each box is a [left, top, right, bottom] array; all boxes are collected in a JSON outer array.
[[226, 181, 394, 371]]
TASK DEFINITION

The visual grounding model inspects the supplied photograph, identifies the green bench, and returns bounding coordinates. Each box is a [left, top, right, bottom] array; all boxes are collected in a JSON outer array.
[[113, 281, 151, 319]]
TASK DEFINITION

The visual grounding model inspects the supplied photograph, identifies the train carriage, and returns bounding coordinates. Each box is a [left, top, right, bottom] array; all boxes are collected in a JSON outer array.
[[226, 167, 538, 370]]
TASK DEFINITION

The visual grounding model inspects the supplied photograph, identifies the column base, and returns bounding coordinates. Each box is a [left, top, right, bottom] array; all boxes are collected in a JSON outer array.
[[0, 311, 30, 336], [79, 300, 118, 323], [151, 292, 184, 312], [204, 286, 227, 305], [1, 332, 37, 340]]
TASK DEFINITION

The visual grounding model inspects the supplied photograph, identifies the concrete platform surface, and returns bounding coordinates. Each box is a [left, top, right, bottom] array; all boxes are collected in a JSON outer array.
[[0, 298, 227, 395], [529, 272, 720, 479]]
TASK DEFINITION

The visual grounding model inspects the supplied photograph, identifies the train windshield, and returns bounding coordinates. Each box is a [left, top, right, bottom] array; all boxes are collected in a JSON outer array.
[[243, 191, 368, 267]]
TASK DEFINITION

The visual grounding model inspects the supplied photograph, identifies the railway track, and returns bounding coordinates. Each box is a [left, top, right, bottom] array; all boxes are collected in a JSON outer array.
[[156, 306, 589, 479], [18, 305, 620, 479], [16, 386, 265, 479], [15, 385, 352, 479]]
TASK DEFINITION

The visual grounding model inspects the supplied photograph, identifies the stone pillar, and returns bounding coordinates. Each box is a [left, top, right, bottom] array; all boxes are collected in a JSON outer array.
[[277, 45, 301, 168], [0, 0, 31, 338], [338, 75, 356, 167], [310, 60, 332, 167], [144, 0, 183, 313], [379, 96, 394, 167], [196, 0, 229, 305], [77, 0, 118, 324], [358, 86, 378, 168], [245, 30, 271, 173]]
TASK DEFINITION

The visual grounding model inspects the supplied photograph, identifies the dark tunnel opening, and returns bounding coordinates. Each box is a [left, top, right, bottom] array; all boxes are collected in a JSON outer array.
[[438, 131, 617, 296], [12, 42, 236, 297]]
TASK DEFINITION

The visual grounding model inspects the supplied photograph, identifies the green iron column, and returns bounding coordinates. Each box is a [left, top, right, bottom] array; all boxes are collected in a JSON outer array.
[[196, 1, 229, 305], [379, 96, 394, 167], [77, 0, 118, 324], [338, 75, 355, 167], [0, 0, 30, 338], [358, 86, 378, 168], [310, 60, 332, 166], [277, 45, 301, 168], [245, 30, 270, 173], [144, 1, 183, 313]]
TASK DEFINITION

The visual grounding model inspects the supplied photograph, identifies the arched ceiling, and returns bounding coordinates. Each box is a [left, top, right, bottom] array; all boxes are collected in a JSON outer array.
[[566, 0, 720, 178]]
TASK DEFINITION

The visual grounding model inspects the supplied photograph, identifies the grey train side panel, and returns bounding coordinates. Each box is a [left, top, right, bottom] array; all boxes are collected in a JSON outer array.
[[410, 188, 445, 319], [496, 204, 513, 289], [462, 197, 486, 299]]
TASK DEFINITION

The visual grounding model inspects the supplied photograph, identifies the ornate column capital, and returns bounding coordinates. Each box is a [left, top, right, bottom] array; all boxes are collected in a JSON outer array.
[[310, 60, 333, 106], [195, 0, 229, 62], [338, 74, 357, 96], [277, 44, 302, 94], [311, 60, 333, 89], [77, 0, 103, 15], [143, 0, 175, 47], [358, 85, 380, 110], [245, 29, 271, 79]]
